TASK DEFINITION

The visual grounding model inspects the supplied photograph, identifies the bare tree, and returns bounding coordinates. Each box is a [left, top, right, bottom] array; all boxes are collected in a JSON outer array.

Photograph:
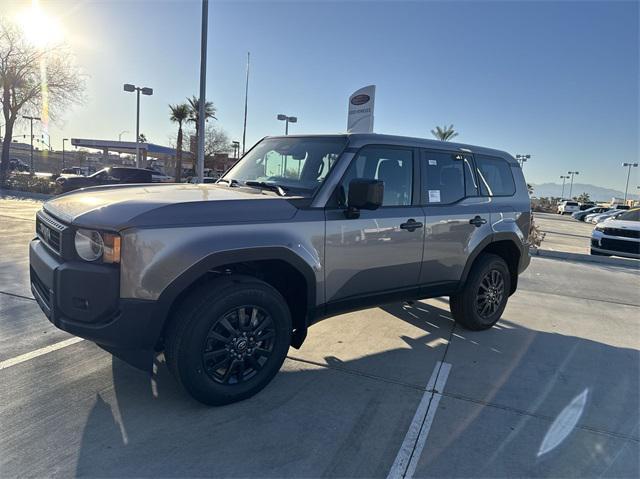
[[0, 18, 85, 184], [203, 123, 231, 157]]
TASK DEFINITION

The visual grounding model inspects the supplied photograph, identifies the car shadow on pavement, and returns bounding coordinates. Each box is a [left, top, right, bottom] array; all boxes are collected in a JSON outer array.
[[74, 301, 639, 478]]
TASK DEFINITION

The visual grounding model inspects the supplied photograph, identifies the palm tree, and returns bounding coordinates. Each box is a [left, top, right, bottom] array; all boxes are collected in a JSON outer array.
[[169, 103, 190, 182], [138, 133, 147, 143], [430, 124, 459, 141], [187, 96, 217, 159]]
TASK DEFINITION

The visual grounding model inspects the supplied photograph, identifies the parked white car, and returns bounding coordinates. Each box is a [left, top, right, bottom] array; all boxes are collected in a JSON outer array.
[[591, 208, 640, 258], [587, 209, 627, 224], [557, 201, 580, 215]]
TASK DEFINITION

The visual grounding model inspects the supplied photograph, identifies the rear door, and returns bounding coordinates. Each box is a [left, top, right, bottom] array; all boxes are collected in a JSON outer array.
[[420, 150, 492, 285]]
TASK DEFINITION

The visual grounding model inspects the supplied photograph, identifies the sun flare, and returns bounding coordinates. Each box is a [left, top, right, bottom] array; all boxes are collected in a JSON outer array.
[[16, 0, 64, 48]]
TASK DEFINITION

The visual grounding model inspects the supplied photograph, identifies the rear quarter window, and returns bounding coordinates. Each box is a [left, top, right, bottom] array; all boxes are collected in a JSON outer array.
[[475, 155, 516, 197]]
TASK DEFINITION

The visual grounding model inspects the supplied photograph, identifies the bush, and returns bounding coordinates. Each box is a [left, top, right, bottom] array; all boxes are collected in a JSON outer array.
[[528, 213, 546, 249], [5, 173, 56, 195]]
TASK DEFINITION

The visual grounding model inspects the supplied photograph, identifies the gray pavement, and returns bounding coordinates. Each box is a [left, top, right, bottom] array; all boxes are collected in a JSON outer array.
[[534, 212, 595, 255], [1, 198, 639, 478]]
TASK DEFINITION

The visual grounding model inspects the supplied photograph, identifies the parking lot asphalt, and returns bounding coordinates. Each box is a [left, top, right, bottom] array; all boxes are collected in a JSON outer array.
[[534, 212, 598, 255], [1, 198, 639, 478]]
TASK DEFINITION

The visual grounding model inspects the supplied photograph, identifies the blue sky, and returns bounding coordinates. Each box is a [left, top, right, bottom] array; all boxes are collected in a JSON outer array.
[[4, 0, 639, 190]]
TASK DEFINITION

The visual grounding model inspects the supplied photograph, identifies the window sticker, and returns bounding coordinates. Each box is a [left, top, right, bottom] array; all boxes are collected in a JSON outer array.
[[428, 160, 437, 166], [428, 189, 441, 203]]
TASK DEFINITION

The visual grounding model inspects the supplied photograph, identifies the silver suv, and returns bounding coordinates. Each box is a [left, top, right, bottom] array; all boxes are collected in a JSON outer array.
[[29, 134, 531, 405]]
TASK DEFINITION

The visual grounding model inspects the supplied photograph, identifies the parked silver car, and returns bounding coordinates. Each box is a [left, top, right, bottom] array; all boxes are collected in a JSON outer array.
[[29, 133, 531, 405]]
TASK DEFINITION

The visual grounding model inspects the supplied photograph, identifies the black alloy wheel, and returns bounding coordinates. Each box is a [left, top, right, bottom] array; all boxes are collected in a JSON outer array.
[[202, 305, 276, 385], [476, 269, 505, 319]]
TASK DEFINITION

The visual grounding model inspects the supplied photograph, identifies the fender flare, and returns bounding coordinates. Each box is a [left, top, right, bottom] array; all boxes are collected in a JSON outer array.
[[151, 247, 317, 343], [458, 232, 525, 292]]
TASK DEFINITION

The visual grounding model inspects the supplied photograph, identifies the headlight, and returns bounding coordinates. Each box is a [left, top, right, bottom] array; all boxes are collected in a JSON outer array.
[[594, 225, 605, 232], [75, 229, 121, 263]]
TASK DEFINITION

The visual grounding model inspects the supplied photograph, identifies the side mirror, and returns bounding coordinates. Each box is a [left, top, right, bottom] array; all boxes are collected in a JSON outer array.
[[345, 179, 384, 219]]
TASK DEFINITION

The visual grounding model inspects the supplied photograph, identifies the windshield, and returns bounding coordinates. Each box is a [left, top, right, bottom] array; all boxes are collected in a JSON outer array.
[[221, 136, 347, 196], [617, 209, 639, 221], [90, 168, 109, 179]]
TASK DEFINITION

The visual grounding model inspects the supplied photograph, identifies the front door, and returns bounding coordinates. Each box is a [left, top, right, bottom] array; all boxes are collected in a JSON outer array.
[[324, 145, 425, 304], [420, 150, 493, 284]]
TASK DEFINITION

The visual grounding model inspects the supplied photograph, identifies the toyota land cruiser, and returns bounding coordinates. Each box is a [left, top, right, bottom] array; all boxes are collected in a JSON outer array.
[[29, 133, 531, 405]]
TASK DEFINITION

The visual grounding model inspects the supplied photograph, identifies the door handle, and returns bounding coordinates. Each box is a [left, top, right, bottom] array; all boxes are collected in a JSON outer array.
[[469, 215, 487, 227], [400, 219, 424, 232]]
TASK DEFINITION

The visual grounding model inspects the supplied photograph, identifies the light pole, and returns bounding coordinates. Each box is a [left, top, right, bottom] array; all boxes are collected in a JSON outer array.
[[559, 175, 570, 199], [62, 138, 69, 170], [123, 84, 153, 167], [567, 171, 579, 199], [22, 115, 41, 173], [118, 130, 128, 141], [515, 154, 531, 168], [196, 0, 209, 182], [277, 114, 297, 135], [622, 162, 638, 203]]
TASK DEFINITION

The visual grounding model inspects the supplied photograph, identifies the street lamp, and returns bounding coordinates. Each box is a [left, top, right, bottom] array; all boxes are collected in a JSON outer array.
[[62, 138, 69, 170], [277, 114, 297, 135], [22, 115, 41, 173], [622, 162, 638, 203], [567, 171, 579, 199], [559, 175, 570, 199], [123, 83, 153, 167], [118, 130, 129, 141], [515, 154, 531, 168]]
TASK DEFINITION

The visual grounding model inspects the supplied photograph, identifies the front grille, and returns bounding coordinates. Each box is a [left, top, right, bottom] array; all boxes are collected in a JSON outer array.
[[36, 211, 67, 255], [603, 228, 640, 239], [600, 238, 640, 255]]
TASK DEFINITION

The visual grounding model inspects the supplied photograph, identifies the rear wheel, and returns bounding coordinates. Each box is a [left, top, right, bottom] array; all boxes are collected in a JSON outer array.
[[450, 254, 511, 331], [165, 276, 292, 406]]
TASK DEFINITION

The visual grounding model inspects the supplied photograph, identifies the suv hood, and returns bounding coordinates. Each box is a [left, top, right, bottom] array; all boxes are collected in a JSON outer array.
[[43, 183, 298, 230], [599, 219, 640, 230]]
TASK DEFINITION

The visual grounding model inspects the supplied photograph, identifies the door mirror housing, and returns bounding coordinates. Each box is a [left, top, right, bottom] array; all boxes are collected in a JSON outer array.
[[345, 179, 384, 218]]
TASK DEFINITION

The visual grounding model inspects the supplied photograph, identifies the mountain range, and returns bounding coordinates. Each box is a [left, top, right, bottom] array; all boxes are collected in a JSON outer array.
[[530, 182, 639, 201]]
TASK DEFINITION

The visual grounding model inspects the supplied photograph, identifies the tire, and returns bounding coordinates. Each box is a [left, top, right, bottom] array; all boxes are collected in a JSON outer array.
[[165, 276, 292, 406], [449, 254, 511, 331], [590, 249, 610, 256]]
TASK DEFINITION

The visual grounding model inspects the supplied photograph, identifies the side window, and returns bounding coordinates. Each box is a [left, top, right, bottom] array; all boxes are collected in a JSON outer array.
[[475, 155, 516, 196], [422, 151, 477, 204], [337, 146, 413, 207]]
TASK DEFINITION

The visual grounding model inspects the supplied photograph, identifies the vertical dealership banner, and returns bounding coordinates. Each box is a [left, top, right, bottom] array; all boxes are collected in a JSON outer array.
[[347, 85, 376, 133]]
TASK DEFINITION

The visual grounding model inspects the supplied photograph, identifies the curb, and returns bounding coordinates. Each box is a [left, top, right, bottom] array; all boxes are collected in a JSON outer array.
[[0, 189, 52, 201], [531, 248, 639, 269]]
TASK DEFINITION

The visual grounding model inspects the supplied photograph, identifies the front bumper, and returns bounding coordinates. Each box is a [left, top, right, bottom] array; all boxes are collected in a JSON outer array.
[[29, 239, 161, 370], [591, 233, 640, 259]]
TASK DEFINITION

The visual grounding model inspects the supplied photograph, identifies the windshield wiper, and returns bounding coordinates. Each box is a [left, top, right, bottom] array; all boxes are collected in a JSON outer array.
[[244, 181, 288, 197], [217, 178, 239, 186]]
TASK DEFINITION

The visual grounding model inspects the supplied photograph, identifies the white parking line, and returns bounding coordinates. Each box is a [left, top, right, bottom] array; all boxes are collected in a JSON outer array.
[[0, 337, 84, 371], [387, 361, 451, 479]]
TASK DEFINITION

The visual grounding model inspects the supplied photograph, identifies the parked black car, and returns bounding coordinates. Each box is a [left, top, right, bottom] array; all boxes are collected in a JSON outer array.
[[56, 167, 153, 193]]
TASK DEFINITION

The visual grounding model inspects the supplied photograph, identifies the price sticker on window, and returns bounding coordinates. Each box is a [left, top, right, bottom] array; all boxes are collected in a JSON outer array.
[[428, 190, 441, 203]]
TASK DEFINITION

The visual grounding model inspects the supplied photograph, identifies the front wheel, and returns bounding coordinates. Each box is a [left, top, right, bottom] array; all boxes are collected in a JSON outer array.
[[450, 254, 511, 331], [165, 276, 292, 406]]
